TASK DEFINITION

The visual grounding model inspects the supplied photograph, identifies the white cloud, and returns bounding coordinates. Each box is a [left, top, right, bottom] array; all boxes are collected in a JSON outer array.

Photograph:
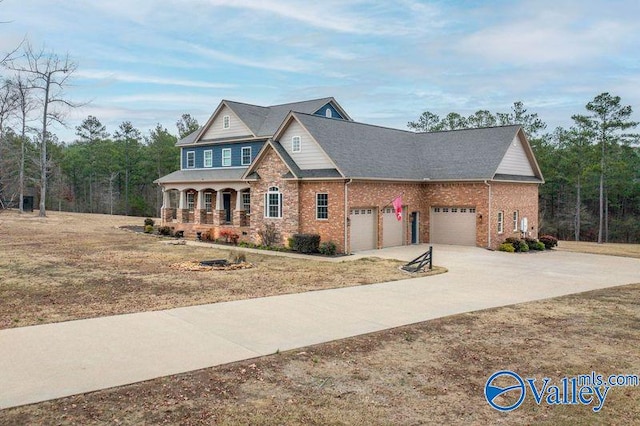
[[74, 69, 235, 89]]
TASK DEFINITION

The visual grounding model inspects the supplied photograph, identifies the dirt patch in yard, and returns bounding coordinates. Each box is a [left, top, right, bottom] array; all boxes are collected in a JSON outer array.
[[2, 283, 639, 424], [0, 210, 425, 329]]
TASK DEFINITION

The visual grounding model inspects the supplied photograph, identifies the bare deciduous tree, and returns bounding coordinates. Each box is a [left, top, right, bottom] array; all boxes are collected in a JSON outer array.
[[6, 42, 79, 217]]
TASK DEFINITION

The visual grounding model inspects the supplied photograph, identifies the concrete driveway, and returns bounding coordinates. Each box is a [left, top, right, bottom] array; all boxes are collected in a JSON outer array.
[[1, 244, 639, 409]]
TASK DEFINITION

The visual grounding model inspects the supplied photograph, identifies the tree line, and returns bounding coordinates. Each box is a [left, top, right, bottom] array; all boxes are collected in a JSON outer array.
[[0, 42, 194, 217], [408, 94, 640, 243]]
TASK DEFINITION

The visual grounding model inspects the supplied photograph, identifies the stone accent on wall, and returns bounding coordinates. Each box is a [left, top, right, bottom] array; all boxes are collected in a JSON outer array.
[[249, 147, 300, 247], [177, 209, 190, 223], [161, 207, 175, 225]]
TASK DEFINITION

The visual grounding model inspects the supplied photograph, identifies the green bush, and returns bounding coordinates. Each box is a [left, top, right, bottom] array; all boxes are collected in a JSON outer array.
[[157, 226, 172, 236], [534, 241, 545, 251], [290, 234, 321, 253], [319, 241, 337, 256], [539, 235, 558, 249], [519, 241, 529, 252], [144, 224, 154, 233], [499, 242, 515, 253], [505, 237, 524, 252], [144, 218, 155, 227]]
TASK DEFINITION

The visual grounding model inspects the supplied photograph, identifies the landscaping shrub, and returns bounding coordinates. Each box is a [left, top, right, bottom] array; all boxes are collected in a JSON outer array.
[[258, 223, 278, 247], [505, 237, 525, 252], [228, 250, 246, 264], [519, 241, 530, 252], [534, 241, 546, 251], [290, 234, 321, 253], [499, 242, 515, 252], [319, 241, 337, 256], [144, 224, 154, 233], [219, 229, 240, 245], [539, 235, 558, 249], [144, 218, 155, 227], [157, 226, 172, 236]]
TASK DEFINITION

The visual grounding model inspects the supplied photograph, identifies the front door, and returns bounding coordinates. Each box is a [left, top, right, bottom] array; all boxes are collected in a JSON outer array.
[[223, 193, 231, 223], [411, 211, 419, 244]]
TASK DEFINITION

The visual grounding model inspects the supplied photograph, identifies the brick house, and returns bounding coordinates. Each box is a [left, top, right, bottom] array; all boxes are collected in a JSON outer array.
[[155, 97, 544, 253]]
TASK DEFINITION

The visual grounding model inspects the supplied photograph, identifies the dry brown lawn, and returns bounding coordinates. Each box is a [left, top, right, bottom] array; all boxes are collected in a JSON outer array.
[[0, 210, 430, 329], [558, 240, 640, 258], [2, 283, 638, 425]]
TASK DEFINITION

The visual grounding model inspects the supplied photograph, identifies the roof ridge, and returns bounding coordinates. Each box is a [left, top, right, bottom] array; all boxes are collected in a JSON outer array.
[[416, 124, 521, 135], [266, 97, 333, 108], [293, 111, 415, 135]]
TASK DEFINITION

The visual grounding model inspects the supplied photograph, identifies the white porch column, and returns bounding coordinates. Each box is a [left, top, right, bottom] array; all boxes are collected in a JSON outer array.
[[162, 189, 170, 208], [196, 189, 204, 210], [215, 190, 223, 210], [178, 190, 186, 209], [236, 190, 244, 211]]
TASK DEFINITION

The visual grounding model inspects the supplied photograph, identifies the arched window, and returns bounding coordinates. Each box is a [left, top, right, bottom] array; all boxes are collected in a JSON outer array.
[[264, 186, 282, 218], [325, 108, 332, 118]]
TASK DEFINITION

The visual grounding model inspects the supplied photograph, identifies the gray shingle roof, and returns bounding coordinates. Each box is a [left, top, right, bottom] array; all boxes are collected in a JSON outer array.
[[293, 113, 537, 181], [226, 98, 336, 137], [154, 168, 247, 184]]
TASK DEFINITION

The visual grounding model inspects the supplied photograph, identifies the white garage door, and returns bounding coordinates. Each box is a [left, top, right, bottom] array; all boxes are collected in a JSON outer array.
[[350, 208, 377, 252], [430, 207, 476, 246], [382, 207, 405, 248]]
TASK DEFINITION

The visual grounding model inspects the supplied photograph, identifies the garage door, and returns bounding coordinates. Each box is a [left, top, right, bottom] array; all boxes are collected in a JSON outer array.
[[382, 207, 405, 248], [350, 208, 377, 251], [430, 207, 476, 245]]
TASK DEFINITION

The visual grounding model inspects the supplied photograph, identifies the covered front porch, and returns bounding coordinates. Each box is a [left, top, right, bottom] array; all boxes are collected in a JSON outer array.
[[160, 184, 250, 239]]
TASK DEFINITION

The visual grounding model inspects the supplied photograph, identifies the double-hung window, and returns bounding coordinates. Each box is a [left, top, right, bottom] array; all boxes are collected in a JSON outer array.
[[223, 115, 230, 129], [316, 193, 328, 220], [203, 150, 213, 168], [497, 211, 504, 234], [222, 148, 231, 167], [292, 136, 301, 152], [186, 192, 195, 211], [264, 187, 282, 218], [186, 151, 195, 169], [241, 147, 251, 166], [513, 210, 519, 232], [242, 192, 251, 213], [204, 192, 213, 213]]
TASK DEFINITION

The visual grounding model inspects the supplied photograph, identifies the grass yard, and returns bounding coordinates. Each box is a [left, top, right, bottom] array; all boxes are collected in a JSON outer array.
[[0, 210, 421, 329], [1, 283, 638, 424], [558, 240, 640, 259]]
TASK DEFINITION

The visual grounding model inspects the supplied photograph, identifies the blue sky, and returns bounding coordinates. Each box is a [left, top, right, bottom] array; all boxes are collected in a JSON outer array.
[[2, 0, 639, 142]]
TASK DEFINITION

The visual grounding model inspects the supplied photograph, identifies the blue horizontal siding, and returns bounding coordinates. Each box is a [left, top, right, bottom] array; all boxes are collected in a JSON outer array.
[[314, 103, 344, 120], [182, 141, 265, 169]]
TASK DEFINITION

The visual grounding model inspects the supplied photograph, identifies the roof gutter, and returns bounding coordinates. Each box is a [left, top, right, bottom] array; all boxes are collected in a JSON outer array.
[[484, 180, 491, 249]]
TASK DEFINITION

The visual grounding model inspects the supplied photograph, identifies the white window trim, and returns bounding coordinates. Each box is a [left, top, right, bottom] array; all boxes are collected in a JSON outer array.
[[325, 108, 332, 118], [204, 192, 213, 213], [241, 146, 251, 166], [264, 186, 283, 218], [316, 193, 328, 220], [222, 148, 232, 167], [242, 192, 251, 213], [223, 115, 230, 129], [186, 192, 195, 211], [186, 151, 195, 169], [203, 149, 213, 168], [497, 211, 504, 234], [292, 136, 301, 153], [513, 210, 519, 232]]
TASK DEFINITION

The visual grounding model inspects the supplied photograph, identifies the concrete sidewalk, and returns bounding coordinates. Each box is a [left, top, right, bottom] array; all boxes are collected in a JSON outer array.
[[1, 246, 639, 409]]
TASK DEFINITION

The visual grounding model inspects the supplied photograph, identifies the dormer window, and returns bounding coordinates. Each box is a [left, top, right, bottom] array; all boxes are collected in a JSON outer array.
[[325, 108, 332, 118], [292, 136, 301, 153], [223, 115, 230, 129]]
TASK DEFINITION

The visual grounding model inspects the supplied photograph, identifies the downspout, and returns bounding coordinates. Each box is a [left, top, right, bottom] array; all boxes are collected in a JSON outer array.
[[344, 179, 352, 254], [484, 180, 491, 249]]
